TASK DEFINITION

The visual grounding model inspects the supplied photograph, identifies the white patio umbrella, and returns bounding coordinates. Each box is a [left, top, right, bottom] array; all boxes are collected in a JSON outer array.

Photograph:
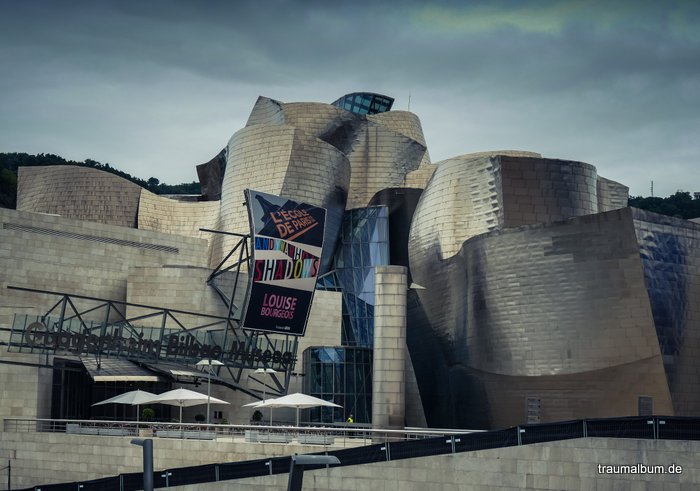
[[266, 393, 341, 426], [92, 389, 157, 422], [146, 388, 229, 423], [243, 397, 278, 425]]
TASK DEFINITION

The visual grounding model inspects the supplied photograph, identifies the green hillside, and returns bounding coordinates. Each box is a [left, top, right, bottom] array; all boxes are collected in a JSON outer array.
[[0, 152, 200, 209]]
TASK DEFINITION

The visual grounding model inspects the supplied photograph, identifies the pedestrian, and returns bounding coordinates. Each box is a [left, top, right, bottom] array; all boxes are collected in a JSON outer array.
[[346, 414, 353, 423]]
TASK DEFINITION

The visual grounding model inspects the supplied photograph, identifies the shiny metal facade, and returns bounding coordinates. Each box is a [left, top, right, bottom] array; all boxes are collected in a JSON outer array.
[[213, 122, 350, 272], [632, 208, 700, 416], [406, 152, 700, 429], [17, 165, 143, 228], [211, 96, 432, 271]]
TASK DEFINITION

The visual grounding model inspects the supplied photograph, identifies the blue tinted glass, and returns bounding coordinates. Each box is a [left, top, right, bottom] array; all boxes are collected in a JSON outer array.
[[353, 269, 364, 293], [363, 269, 375, 294], [322, 365, 333, 392], [346, 295, 358, 316], [352, 245, 363, 269], [345, 366, 355, 392], [360, 221, 370, 243]]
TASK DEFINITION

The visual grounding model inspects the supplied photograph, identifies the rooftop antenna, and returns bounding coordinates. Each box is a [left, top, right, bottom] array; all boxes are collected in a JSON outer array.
[[651, 180, 654, 197], [407, 89, 411, 111]]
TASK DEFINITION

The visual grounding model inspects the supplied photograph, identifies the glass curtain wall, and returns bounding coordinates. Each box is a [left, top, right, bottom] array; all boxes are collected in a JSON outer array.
[[309, 206, 389, 423], [302, 346, 373, 423], [334, 206, 389, 347]]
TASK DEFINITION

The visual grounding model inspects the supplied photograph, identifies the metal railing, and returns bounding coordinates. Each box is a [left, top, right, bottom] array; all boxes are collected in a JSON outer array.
[[3, 417, 480, 447]]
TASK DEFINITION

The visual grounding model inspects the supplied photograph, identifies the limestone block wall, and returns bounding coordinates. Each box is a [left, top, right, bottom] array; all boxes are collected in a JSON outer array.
[[0, 208, 209, 420], [372, 266, 407, 430], [295, 290, 342, 355], [0, 208, 208, 328], [4, 432, 698, 490], [208, 437, 700, 490], [17, 166, 143, 228], [0, 360, 52, 421], [0, 430, 354, 490], [137, 190, 219, 242], [126, 266, 235, 316]]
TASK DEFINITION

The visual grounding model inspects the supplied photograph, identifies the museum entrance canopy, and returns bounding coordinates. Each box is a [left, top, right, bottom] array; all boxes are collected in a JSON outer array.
[[81, 357, 162, 382]]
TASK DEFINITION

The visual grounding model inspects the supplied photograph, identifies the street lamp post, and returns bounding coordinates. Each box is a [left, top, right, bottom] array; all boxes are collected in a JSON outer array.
[[254, 368, 277, 424], [196, 359, 224, 424], [254, 368, 277, 401]]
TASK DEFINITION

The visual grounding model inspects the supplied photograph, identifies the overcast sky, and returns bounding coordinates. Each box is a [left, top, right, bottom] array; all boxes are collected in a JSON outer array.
[[1, 0, 698, 197]]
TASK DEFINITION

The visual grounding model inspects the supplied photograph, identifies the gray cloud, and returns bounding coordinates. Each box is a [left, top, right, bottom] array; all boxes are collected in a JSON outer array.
[[0, 0, 698, 196]]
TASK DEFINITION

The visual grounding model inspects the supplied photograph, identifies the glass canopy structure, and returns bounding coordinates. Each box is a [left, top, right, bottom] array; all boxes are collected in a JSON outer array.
[[332, 92, 394, 115]]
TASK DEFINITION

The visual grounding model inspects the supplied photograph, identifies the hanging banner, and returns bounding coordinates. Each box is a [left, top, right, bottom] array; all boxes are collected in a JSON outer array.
[[242, 189, 326, 336]]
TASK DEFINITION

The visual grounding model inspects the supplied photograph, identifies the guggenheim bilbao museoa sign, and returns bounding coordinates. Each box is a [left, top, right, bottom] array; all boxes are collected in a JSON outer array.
[[242, 189, 326, 337]]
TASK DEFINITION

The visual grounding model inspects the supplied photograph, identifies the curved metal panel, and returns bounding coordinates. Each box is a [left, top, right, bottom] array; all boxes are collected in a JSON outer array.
[[17, 165, 143, 228]]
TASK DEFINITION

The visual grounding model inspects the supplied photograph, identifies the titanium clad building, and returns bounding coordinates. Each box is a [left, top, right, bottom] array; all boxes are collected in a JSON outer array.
[[2, 92, 700, 436], [407, 153, 700, 429]]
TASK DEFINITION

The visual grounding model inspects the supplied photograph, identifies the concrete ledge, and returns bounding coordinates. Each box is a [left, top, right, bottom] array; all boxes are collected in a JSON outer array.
[[245, 430, 292, 443], [156, 430, 216, 440], [66, 424, 135, 437], [98, 428, 136, 437], [297, 434, 334, 445]]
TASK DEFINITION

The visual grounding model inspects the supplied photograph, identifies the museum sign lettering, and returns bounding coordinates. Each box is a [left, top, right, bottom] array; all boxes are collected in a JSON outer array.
[[20, 321, 294, 368]]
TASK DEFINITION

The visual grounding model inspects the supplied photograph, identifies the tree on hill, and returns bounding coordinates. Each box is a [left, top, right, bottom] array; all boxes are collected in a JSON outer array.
[[0, 152, 200, 209], [628, 191, 700, 220], [0, 165, 17, 208]]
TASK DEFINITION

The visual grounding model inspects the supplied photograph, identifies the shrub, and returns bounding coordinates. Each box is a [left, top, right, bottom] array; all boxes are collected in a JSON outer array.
[[141, 407, 155, 421]]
